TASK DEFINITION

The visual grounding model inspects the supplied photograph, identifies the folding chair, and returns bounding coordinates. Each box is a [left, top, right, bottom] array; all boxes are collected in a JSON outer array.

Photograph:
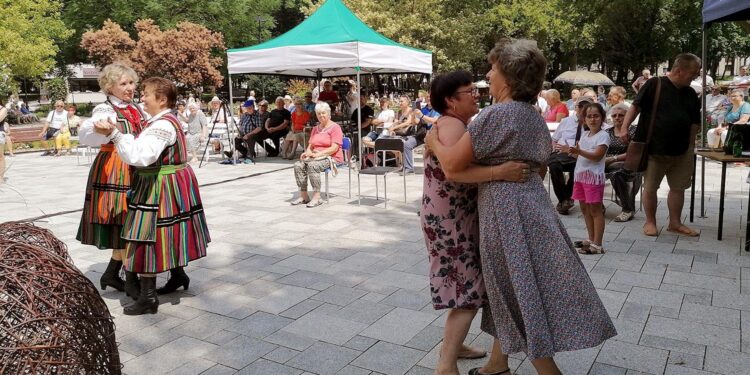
[[357, 137, 406, 208], [324, 137, 352, 202]]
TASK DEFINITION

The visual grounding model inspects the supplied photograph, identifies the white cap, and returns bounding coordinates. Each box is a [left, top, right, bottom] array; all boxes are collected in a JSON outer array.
[[284, 95, 292, 100], [210, 96, 221, 103]]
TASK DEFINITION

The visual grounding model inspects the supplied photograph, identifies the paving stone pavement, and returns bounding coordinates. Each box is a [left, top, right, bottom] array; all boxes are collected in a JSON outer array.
[[3, 151, 750, 374]]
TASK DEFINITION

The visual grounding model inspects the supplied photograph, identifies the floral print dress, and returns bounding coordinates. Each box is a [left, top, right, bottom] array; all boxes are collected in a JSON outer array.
[[420, 125, 487, 310]]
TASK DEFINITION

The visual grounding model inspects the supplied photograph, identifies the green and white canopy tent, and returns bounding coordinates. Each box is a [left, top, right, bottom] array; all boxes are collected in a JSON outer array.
[[226, 0, 432, 78], [227, 0, 432, 205]]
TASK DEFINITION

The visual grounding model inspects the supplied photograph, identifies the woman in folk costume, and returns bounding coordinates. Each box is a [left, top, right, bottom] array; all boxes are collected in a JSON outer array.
[[77, 63, 146, 299], [94, 77, 209, 315]]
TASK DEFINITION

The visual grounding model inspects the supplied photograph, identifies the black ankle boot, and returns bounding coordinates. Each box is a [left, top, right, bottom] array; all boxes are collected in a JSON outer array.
[[124, 271, 140, 300], [124, 277, 159, 315], [100, 258, 125, 291], [156, 267, 190, 295]]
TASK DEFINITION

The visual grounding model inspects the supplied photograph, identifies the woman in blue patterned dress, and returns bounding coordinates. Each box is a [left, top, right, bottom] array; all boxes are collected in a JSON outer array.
[[421, 71, 531, 375], [427, 39, 616, 375]]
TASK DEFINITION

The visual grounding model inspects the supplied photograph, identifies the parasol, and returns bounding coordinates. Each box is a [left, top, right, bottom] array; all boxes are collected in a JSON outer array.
[[553, 71, 615, 86]]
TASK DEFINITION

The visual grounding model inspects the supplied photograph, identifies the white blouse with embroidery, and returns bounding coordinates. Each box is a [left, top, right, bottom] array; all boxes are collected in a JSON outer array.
[[79, 96, 148, 146], [109, 110, 177, 167]]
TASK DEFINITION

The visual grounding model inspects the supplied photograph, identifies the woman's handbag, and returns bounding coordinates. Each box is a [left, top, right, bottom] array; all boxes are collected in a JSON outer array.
[[624, 77, 662, 172]]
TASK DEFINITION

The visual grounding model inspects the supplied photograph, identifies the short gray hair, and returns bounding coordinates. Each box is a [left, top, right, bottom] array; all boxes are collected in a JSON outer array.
[[315, 102, 331, 116], [610, 103, 629, 114], [673, 53, 701, 71], [487, 39, 547, 104], [275, 96, 285, 104], [730, 88, 745, 97], [98, 63, 139, 95]]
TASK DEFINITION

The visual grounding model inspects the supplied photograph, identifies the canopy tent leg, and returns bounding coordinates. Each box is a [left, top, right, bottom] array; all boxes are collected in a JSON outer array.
[[356, 68, 362, 205], [700, 24, 708, 218], [228, 74, 234, 107]]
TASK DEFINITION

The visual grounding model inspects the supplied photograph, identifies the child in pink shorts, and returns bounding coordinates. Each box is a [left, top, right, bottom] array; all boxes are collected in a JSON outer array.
[[565, 103, 610, 254]]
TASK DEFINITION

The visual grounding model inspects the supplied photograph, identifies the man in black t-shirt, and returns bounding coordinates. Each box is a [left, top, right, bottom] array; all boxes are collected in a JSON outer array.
[[264, 97, 292, 156], [619, 53, 701, 237], [349, 93, 373, 161]]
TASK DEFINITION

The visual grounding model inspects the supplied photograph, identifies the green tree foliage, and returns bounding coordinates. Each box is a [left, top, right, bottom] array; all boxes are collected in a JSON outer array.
[[273, 0, 307, 36], [0, 0, 72, 78], [45, 77, 69, 102]]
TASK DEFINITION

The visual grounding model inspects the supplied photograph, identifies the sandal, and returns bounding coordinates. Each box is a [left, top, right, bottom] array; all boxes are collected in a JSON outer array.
[[574, 240, 591, 248], [588, 244, 605, 254], [468, 367, 511, 375], [306, 199, 324, 208], [290, 197, 309, 206], [614, 211, 634, 222]]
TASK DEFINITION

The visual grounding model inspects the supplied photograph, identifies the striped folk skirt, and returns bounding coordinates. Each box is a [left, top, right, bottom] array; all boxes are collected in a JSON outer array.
[[77, 144, 131, 250], [122, 164, 210, 273]]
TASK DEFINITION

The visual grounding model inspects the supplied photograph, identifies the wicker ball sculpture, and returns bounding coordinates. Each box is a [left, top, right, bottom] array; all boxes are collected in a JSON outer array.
[[0, 238, 121, 373], [0, 221, 71, 262]]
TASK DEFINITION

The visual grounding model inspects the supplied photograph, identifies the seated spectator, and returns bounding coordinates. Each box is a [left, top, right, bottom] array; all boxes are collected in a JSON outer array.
[[389, 95, 419, 173], [733, 66, 749, 97], [597, 86, 607, 106], [605, 86, 629, 125], [400, 93, 441, 175], [536, 89, 548, 113], [566, 89, 580, 111], [291, 102, 343, 208], [67, 104, 81, 136], [363, 97, 395, 148], [303, 92, 316, 113], [349, 92, 374, 160], [604, 103, 639, 222], [264, 97, 292, 156], [543, 89, 569, 122], [282, 97, 310, 160], [708, 88, 750, 148], [284, 95, 294, 112], [317, 80, 339, 104], [38, 100, 68, 156], [705, 85, 728, 126], [226, 100, 263, 160], [548, 96, 592, 214], [690, 70, 713, 96], [55, 113, 72, 156]]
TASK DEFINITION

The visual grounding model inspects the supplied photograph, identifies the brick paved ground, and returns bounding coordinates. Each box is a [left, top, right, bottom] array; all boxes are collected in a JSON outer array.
[[2, 151, 750, 374]]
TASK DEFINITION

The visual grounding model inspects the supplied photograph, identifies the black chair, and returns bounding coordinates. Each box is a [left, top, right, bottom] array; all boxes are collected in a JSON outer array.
[[357, 137, 406, 208]]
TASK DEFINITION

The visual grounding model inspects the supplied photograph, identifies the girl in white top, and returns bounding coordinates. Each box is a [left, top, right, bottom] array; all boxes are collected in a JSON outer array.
[[564, 103, 610, 254]]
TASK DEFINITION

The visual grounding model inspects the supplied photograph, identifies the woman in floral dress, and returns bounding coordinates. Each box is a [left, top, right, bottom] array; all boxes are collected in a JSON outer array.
[[421, 71, 530, 375], [427, 40, 616, 375]]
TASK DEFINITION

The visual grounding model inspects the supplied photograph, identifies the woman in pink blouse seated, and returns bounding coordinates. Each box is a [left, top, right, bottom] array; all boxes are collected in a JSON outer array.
[[543, 89, 569, 123], [291, 102, 343, 208]]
